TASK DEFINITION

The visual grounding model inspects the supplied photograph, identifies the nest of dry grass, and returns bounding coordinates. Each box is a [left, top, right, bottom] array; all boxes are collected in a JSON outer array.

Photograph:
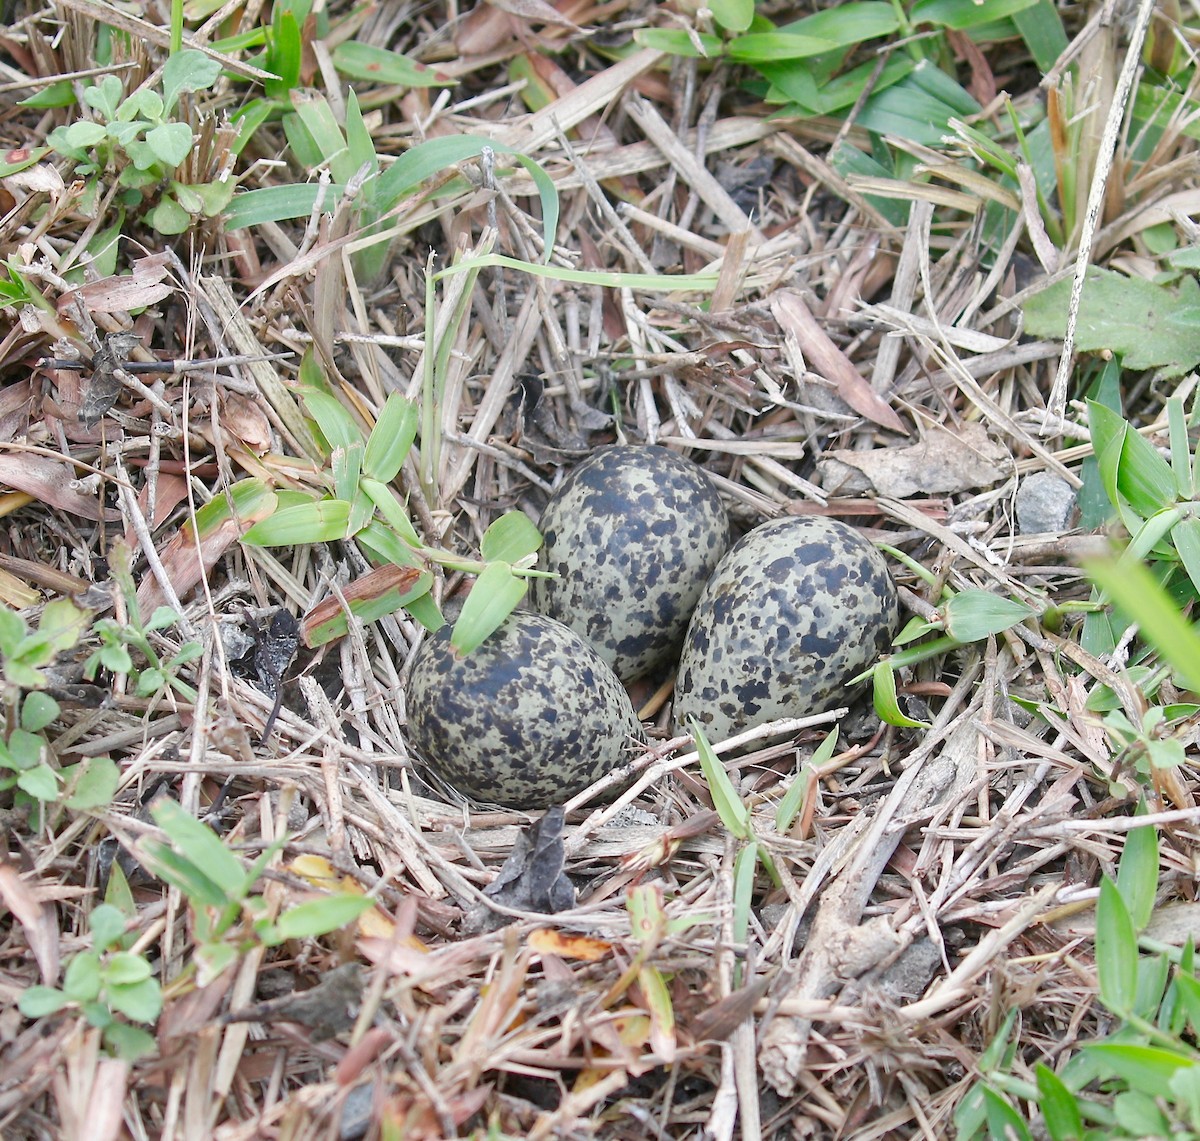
[[0, 0, 1197, 1138]]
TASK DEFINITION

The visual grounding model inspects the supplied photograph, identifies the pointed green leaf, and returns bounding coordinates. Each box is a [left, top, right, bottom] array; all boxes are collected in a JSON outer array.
[[1096, 874, 1138, 1015], [241, 499, 352, 546], [1116, 814, 1159, 933], [1085, 1042, 1193, 1086], [332, 41, 451, 88], [872, 659, 929, 728], [147, 799, 246, 899], [362, 393, 418, 482], [691, 717, 751, 840], [943, 590, 1037, 642], [276, 894, 373, 939], [1035, 1063, 1083, 1141], [449, 562, 529, 655]]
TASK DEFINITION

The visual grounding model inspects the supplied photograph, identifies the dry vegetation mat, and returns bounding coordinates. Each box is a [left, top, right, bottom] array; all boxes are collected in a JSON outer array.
[[2, 0, 1200, 1138]]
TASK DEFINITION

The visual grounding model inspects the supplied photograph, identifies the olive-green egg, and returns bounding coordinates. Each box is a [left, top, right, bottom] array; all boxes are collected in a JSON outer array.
[[531, 445, 730, 682], [406, 611, 644, 809], [674, 516, 899, 743]]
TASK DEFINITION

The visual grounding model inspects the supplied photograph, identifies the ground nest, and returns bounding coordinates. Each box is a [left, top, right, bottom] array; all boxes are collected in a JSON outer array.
[[0, 1, 1197, 1139]]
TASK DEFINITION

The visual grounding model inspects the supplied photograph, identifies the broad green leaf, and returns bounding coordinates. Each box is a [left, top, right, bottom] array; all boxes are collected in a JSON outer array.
[[0, 606, 25, 655], [17, 764, 60, 800], [149, 195, 191, 235], [19, 83, 74, 109], [1116, 814, 1159, 932], [1024, 268, 1200, 377], [362, 393, 418, 482], [188, 478, 276, 540], [1085, 1042, 1193, 1086], [19, 986, 69, 1017], [64, 951, 103, 1003], [290, 89, 355, 183], [302, 389, 363, 454], [145, 122, 194, 169], [343, 90, 378, 180], [709, 0, 754, 31], [264, 8, 302, 99], [62, 755, 120, 811], [449, 562, 528, 655], [148, 798, 246, 899], [1174, 516, 1200, 597], [480, 512, 542, 563], [405, 591, 445, 633], [1096, 874, 1138, 1015], [911, 0, 1037, 30], [856, 64, 981, 146], [761, 55, 913, 117], [355, 512, 423, 562], [105, 951, 152, 985], [728, 3, 898, 60], [981, 1086, 1032, 1141], [89, 904, 127, 951], [1086, 554, 1200, 694], [942, 590, 1037, 642], [21, 691, 59, 732], [36, 598, 86, 657], [240, 498, 353, 545], [332, 41, 451, 87], [1013, 0, 1068, 72], [161, 48, 222, 111], [105, 976, 162, 1022], [102, 1022, 157, 1061], [1035, 1063, 1082, 1141], [275, 894, 373, 939], [691, 718, 751, 840]]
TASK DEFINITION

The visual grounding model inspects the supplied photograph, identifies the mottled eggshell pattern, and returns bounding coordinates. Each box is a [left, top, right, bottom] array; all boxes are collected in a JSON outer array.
[[674, 516, 899, 743], [406, 611, 644, 809], [531, 445, 730, 682]]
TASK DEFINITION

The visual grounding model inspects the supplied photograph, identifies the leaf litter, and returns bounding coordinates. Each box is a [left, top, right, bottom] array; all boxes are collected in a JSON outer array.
[[0, 2, 1197, 1139]]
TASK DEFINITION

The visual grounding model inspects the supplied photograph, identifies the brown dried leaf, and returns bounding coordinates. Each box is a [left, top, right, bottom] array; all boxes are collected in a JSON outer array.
[[61, 253, 174, 315], [817, 421, 1010, 498], [770, 291, 905, 433], [0, 862, 60, 984], [0, 452, 118, 521]]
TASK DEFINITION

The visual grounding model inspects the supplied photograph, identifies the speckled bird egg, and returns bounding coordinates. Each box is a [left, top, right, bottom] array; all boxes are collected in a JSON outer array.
[[674, 516, 899, 743], [530, 445, 730, 683], [406, 610, 644, 809]]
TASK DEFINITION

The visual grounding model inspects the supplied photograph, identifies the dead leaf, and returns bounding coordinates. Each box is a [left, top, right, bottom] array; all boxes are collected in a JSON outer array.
[[486, 0, 580, 29], [0, 862, 60, 984], [816, 421, 1010, 498], [770, 290, 905, 433], [528, 928, 611, 961], [0, 452, 119, 521], [61, 252, 174, 315], [220, 391, 273, 454]]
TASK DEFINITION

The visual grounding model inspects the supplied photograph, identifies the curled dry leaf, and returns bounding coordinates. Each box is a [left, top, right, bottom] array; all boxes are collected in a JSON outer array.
[[0, 452, 119, 521], [770, 290, 905, 434], [60, 252, 174, 315], [816, 421, 1011, 498]]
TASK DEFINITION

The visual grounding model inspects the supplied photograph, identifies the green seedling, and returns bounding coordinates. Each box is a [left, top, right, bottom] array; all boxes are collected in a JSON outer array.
[[42, 49, 230, 234], [959, 812, 1200, 1139], [19, 902, 162, 1061], [135, 798, 373, 986], [83, 543, 203, 703]]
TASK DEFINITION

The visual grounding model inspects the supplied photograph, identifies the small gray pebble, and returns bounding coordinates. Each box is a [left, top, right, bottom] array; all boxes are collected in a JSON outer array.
[[1015, 472, 1076, 534]]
